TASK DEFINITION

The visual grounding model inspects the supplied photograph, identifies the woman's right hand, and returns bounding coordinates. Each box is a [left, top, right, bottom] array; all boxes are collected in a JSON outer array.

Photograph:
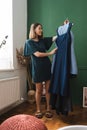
[[50, 48, 58, 55]]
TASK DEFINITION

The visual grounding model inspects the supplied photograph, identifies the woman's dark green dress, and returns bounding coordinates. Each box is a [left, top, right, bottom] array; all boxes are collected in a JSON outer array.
[[24, 37, 53, 83]]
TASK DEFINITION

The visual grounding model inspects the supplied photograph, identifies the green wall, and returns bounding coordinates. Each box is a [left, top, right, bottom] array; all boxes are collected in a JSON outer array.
[[27, 0, 87, 105]]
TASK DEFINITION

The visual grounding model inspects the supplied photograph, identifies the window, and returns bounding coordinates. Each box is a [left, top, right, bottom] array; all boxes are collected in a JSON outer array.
[[0, 0, 13, 70]]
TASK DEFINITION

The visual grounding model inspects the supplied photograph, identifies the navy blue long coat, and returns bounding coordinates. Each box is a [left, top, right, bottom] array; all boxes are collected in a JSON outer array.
[[49, 23, 73, 115], [50, 23, 72, 96]]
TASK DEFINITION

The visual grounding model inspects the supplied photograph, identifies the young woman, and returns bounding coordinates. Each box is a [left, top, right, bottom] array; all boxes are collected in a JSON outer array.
[[24, 23, 58, 118]]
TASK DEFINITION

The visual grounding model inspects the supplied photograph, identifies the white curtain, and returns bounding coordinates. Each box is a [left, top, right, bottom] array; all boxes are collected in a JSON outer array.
[[0, 0, 13, 70]]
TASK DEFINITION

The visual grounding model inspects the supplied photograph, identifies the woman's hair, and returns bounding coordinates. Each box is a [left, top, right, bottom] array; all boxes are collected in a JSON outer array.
[[29, 23, 43, 39]]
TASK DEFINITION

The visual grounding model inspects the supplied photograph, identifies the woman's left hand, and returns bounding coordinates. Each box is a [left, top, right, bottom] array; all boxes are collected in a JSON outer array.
[[52, 35, 57, 42]]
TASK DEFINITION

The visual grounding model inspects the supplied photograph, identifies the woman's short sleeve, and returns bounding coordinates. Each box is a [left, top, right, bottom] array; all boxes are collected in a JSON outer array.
[[24, 40, 38, 56], [43, 37, 53, 50]]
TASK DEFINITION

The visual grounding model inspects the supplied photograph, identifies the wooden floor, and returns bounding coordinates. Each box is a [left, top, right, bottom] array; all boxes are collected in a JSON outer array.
[[0, 101, 87, 130]]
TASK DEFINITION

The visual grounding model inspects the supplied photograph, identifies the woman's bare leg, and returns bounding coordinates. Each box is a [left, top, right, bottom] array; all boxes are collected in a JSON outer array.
[[45, 80, 51, 111], [35, 82, 43, 112], [45, 80, 53, 118]]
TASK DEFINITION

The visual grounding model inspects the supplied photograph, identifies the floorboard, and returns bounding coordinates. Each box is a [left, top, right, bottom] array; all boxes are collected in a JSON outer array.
[[0, 101, 87, 130]]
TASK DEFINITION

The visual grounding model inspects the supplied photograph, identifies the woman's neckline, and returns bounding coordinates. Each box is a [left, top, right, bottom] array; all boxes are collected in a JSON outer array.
[[31, 38, 40, 43]]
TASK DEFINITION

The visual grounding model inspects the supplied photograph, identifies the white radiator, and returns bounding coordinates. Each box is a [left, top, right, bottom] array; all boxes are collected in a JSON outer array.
[[0, 77, 20, 110]]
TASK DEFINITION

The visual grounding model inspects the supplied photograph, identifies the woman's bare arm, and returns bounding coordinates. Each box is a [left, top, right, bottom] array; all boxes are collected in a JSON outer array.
[[34, 48, 58, 57], [52, 35, 57, 42]]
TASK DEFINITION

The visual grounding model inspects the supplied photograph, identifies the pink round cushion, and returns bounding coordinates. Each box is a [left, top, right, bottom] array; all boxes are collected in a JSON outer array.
[[0, 114, 48, 130]]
